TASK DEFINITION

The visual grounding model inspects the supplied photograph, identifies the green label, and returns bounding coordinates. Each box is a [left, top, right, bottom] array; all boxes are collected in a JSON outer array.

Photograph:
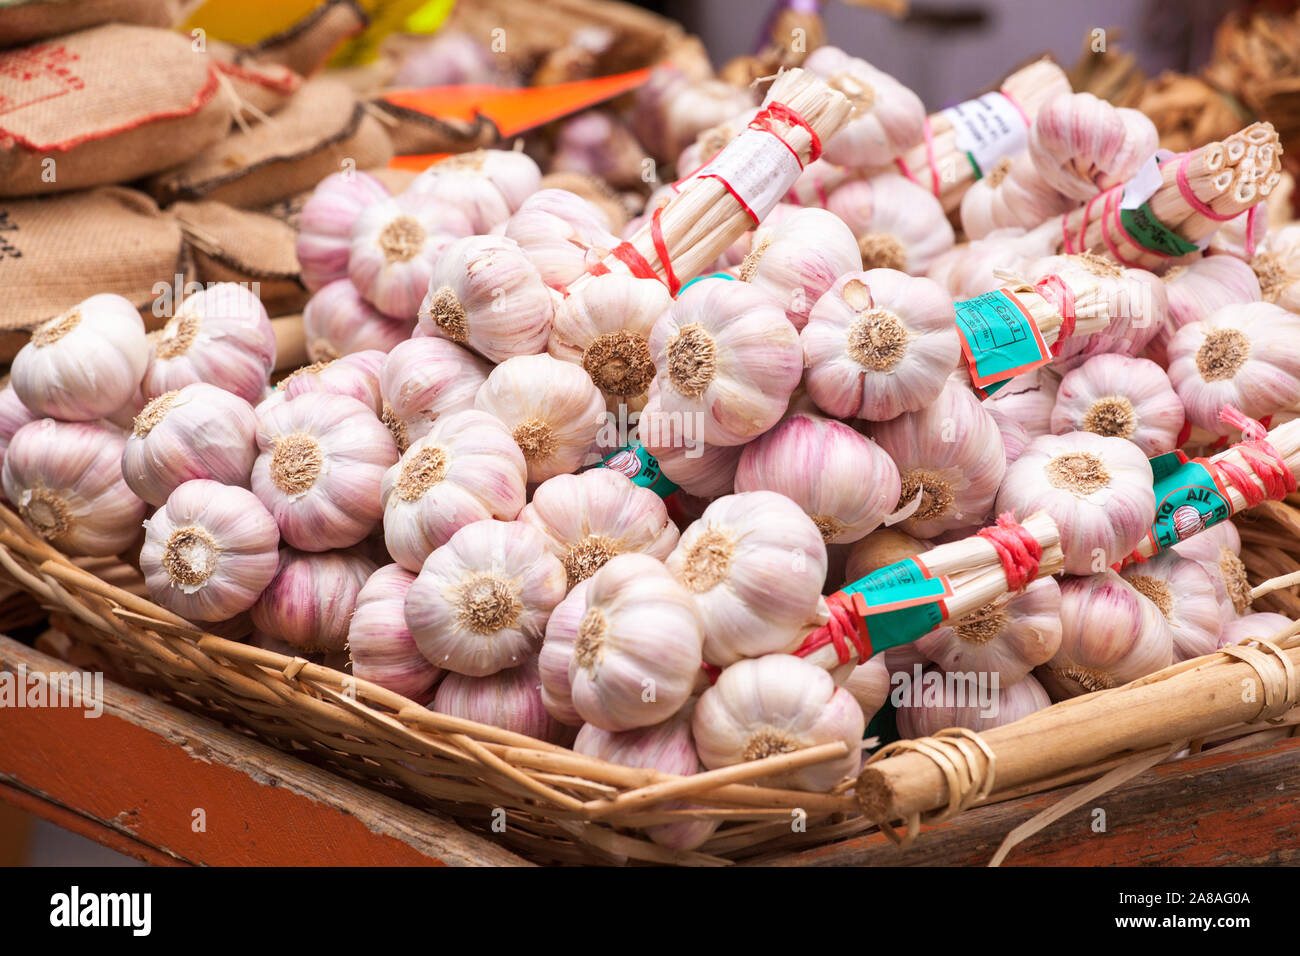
[[841, 558, 951, 652], [586, 443, 679, 498], [1120, 203, 1200, 257], [1145, 459, 1233, 555], [863, 699, 899, 751], [953, 289, 1051, 392]]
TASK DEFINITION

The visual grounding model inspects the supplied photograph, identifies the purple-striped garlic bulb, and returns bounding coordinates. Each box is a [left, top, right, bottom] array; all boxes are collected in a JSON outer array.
[[547, 274, 671, 413], [519, 468, 678, 589], [926, 224, 1059, 300], [827, 174, 955, 273], [0, 383, 39, 486], [122, 383, 259, 506], [1050, 354, 1185, 456], [538, 577, 592, 726], [734, 412, 900, 544], [629, 66, 756, 162], [552, 110, 648, 191], [281, 350, 385, 415], [250, 547, 377, 653], [568, 552, 703, 731], [3, 419, 146, 556], [574, 701, 719, 851], [1172, 520, 1252, 619], [301, 279, 414, 362], [295, 170, 389, 291], [693, 654, 864, 792], [646, 278, 801, 447], [996, 431, 1155, 575], [474, 354, 605, 483], [803, 47, 924, 168], [378, 337, 491, 453], [405, 519, 565, 677], [381, 409, 527, 572], [802, 269, 959, 422], [433, 657, 573, 745], [986, 404, 1032, 467], [252, 392, 398, 551], [1166, 301, 1300, 434], [637, 402, 744, 499], [1251, 223, 1300, 311], [868, 379, 1007, 539], [143, 283, 276, 405], [392, 30, 517, 88], [140, 480, 279, 621], [844, 527, 927, 585], [666, 491, 827, 666], [737, 207, 862, 330], [984, 365, 1061, 439], [11, 294, 148, 421], [1121, 553, 1222, 662], [1147, 256, 1260, 368], [407, 149, 542, 230], [1038, 571, 1174, 698], [896, 669, 1051, 737], [420, 234, 556, 363], [1219, 612, 1294, 648], [503, 188, 618, 290], [347, 564, 441, 701], [841, 655, 891, 725], [960, 152, 1076, 239], [1029, 93, 1159, 200]]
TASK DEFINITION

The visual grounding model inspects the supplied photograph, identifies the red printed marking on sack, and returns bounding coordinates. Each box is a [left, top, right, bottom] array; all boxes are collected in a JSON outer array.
[[0, 45, 84, 117]]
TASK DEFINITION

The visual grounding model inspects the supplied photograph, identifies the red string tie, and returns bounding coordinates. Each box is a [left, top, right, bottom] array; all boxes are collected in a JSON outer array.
[[977, 512, 1042, 592]]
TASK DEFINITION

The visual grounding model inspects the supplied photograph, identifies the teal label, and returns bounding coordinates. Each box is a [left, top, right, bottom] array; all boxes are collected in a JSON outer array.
[[1146, 459, 1233, 555], [586, 442, 679, 498], [863, 699, 899, 750], [954, 289, 1051, 392], [1120, 203, 1200, 257], [677, 271, 736, 296], [841, 557, 952, 652]]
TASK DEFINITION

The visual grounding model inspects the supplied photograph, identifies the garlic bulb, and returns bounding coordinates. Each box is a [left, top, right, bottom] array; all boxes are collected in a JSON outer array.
[[737, 207, 862, 330], [802, 269, 959, 422], [474, 354, 605, 483], [1029, 93, 1159, 200], [1251, 223, 1300, 311], [803, 47, 925, 168], [281, 350, 385, 416], [1121, 553, 1222, 662], [841, 655, 891, 724], [785, 158, 853, 209], [674, 108, 759, 176], [538, 577, 592, 726], [896, 669, 1051, 737], [826, 174, 955, 273], [926, 225, 1060, 300], [915, 578, 1062, 686], [250, 547, 377, 653], [1172, 520, 1252, 618], [433, 657, 573, 745], [629, 66, 756, 162], [392, 30, 517, 87], [296, 170, 390, 291], [11, 294, 148, 422], [0, 383, 40, 479], [1050, 354, 1185, 456], [405, 519, 565, 677], [547, 274, 671, 412], [637, 403, 743, 498], [503, 188, 618, 290], [1146, 256, 1260, 368], [1166, 301, 1300, 434], [420, 234, 556, 363], [1209, 203, 1269, 261], [552, 110, 649, 191], [960, 152, 1075, 239], [574, 702, 719, 851], [844, 527, 927, 585], [666, 491, 827, 666], [139, 480, 279, 621], [378, 337, 491, 453], [349, 194, 473, 320], [734, 412, 900, 544], [986, 404, 1032, 466], [301, 279, 414, 362], [347, 563, 441, 701], [142, 283, 276, 405], [693, 654, 864, 792], [646, 278, 801, 447], [252, 392, 398, 551], [1219, 611, 1294, 648], [122, 383, 259, 506], [984, 364, 1061, 439], [1038, 571, 1175, 698], [407, 149, 542, 229], [519, 468, 678, 588], [868, 379, 1007, 539], [381, 409, 527, 572], [3, 419, 146, 557], [996, 431, 1155, 575], [567, 552, 703, 731]]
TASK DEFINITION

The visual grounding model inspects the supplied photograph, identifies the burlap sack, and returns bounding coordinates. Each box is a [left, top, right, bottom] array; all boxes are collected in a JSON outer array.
[[0, 0, 183, 47], [0, 25, 233, 198], [246, 0, 367, 77], [0, 187, 188, 331], [209, 43, 303, 118], [147, 78, 393, 209]]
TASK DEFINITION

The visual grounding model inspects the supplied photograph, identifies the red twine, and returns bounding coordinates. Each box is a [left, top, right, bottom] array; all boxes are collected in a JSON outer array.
[[1033, 273, 1076, 355], [1211, 406, 1297, 507], [749, 101, 820, 166], [650, 205, 680, 296], [607, 241, 658, 281], [792, 590, 870, 668], [1176, 152, 1237, 223], [977, 513, 1042, 592]]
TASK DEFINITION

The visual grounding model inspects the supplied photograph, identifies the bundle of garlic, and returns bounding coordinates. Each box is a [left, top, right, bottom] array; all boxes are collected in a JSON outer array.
[[826, 173, 955, 273], [959, 153, 1076, 240], [801, 46, 925, 170], [1028, 92, 1159, 201], [737, 207, 861, 330], [892, 59, 1072, 213], [896, 670, 1052, 737], [1049, 354, 1185, 456], [1145, 255, 1260, 368]]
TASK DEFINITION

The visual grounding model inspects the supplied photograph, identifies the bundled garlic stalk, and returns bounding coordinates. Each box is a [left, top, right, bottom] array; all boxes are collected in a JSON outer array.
[[347, 564, 441, 701], [433, 657, 573, 745], [802, 47, 925, 169], [503, 188, 619, 291], [1146, 256, 1260, 367], [960, 153, 1076, 240], [737, 207, 861, 330], [378, 337, 491, 453], [295, 171, 389, 292], [827, 174, 954, 273], [1121, 553, 1222, 662], [896, 670, 1051, 737], [1028, 92, 1159, 201], [1050, 354, 1185, 456], [251, 548, 377, 653], [301, 279, 414, 362], [674, 108, 759, 178]]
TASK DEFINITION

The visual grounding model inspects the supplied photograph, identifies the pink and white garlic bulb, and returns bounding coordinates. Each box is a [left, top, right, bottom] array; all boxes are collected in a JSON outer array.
[[301, 279, 414, 362], [11, 294, 148, 421], [420, 234, 556, 363], [841, 655, 891, 724], [737, 207, 861, 330], [519, 468, 678, 589], [1209, 203, 1268, 261], [295, 170, 389, 291], [142, 283, 276, 405], [252, 392, 398, 551], [897, 670, 1051, 737], [803, 47, 924, 168], [984, 365, 1061, 439], [629, 66, 756, 162], [802, 269, 959, 422], [997, 431, 1156, 575], [1147, 256, 1260, 368], [1121, 553, 1222, 662], [986, 404, 1032, 466], [281, 350, 385, 416], [926, 225, 1059, 300], [392, 30, 516, 88], [734, 412, 900, 544], [381, 409, 527, 572], [139, 480, 279, 621], [122, 383, 259, 506], [433, 657, 573, 745], [844, 527, 927, 585], [551, 110, 648, 191], [538, 577, 592, 726], [474, 354, 605, 483], [1251, 222, 1300, 311], [645, 278, 801, 447], [692, 654, 864, 792], [1219, 612, 1294, 648], [637, 403, 744, 498], [960, 152, 1075, 239], [378, 337, 491, 453], [407, 149, 542, 230], [347, 563, 441, 701], [1029, 93, 1159, 200], [405, 519, 566, 677], [827, 174, 955, 273], [666, 491, 827, 666], [1050, 354, 1185, 456], [1172, 520, 1252, 619], [250, 547, 377, 653], [503, 188, 618, 290], [3, 419, 146, 556], [0, 384, 39, 482]]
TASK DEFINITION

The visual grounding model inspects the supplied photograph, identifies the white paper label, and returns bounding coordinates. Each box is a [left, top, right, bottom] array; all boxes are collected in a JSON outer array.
[[940, 92, 1028, 178], [692, 128, 804, 223], [1119, 149, 1174, 210]]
